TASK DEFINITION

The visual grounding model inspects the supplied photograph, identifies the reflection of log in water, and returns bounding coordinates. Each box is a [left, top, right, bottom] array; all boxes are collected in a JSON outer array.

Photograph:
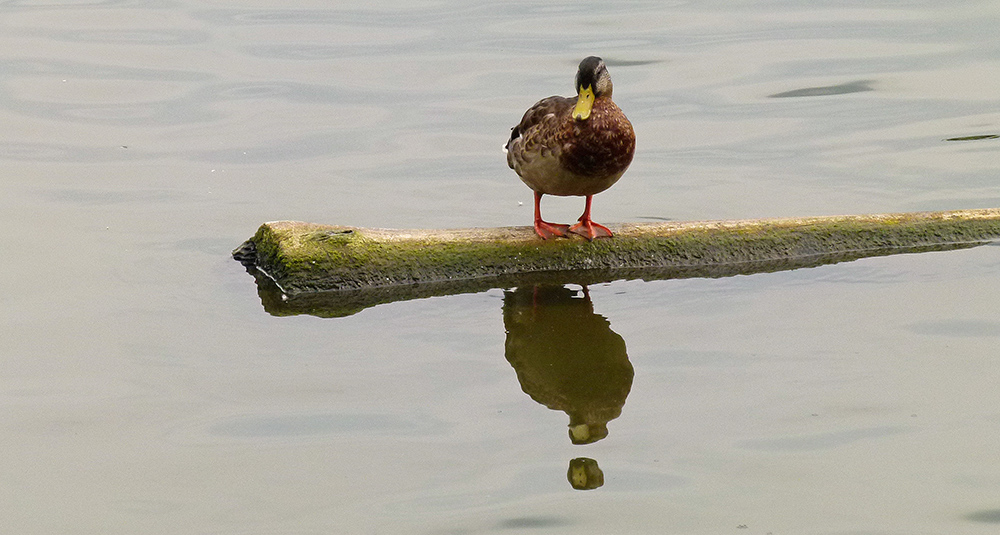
[[502, 285, 633, 444]]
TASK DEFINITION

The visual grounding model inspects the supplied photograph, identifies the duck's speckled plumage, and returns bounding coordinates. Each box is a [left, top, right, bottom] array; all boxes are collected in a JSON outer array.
[[505, 57, 635, 240], [507, 95, 634, 196]]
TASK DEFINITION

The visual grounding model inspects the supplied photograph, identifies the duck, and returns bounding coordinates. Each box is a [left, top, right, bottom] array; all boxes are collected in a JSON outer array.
[[505, 56, 635, 240]]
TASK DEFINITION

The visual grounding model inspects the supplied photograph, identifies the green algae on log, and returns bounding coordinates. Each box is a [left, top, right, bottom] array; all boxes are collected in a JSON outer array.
[[233, 208, 1000, 304]]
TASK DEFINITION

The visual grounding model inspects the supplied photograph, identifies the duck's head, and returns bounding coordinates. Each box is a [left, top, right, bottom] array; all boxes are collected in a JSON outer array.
[[572, 56, 612, 121]]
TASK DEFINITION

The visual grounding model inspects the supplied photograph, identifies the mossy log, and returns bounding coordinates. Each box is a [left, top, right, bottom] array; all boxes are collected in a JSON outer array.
[[233, 208, 1000, 317]]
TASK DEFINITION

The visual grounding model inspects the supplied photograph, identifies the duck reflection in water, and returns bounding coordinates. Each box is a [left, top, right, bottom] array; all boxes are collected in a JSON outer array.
[[568, 457, 604, 491], [502, 285, 633, 445]]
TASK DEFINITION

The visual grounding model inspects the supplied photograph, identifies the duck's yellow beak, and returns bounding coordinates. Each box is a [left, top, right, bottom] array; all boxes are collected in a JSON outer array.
[[572, 86, 595, 120]]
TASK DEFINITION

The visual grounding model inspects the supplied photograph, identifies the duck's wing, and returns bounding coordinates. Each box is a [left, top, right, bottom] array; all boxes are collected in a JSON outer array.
[[505, 95, 575, 169]]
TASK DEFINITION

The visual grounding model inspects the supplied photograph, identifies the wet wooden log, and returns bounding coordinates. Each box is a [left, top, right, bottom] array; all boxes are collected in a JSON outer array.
[[233, 208, 1000, 300]]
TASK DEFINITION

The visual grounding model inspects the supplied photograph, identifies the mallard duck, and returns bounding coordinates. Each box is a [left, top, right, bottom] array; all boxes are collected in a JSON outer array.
[[505, 56, 635, 240]]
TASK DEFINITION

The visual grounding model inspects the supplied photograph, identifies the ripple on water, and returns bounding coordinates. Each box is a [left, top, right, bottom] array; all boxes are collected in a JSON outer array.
[[47, 28, 210, 45], [162, 411, 452, 446]]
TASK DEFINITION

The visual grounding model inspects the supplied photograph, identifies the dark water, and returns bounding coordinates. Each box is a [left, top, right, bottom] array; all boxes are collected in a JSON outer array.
[[2, 1, 1000, 533]]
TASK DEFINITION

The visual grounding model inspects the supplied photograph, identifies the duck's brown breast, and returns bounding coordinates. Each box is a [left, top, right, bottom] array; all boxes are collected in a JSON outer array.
[[560, 98, 635, 180]]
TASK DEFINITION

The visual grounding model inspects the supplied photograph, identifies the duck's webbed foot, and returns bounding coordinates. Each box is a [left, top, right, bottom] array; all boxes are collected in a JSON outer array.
[[534, 219, 570, 240]]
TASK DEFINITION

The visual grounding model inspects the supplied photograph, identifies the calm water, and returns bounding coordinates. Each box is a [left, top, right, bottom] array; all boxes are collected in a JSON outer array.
[[3, 1, 1000, 533]]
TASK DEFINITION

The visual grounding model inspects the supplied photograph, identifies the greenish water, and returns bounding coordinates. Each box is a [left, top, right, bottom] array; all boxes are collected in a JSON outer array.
[[1, 1, 999, 533]]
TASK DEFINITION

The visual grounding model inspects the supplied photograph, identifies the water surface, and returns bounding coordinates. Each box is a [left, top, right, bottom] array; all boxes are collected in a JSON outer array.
[[2, 1, 1000, 533]]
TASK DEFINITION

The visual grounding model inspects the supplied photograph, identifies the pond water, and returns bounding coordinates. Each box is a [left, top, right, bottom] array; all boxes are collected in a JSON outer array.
[[2, 0, 1000, 533]]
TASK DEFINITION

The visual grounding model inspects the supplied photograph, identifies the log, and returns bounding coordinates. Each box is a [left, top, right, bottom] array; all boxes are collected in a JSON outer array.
[[233, 209, 1000, 317]]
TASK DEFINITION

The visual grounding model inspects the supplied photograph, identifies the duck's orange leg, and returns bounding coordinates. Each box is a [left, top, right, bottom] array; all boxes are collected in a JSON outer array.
[[533, 191, 569, 239], [569, 195, 613, 240]]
